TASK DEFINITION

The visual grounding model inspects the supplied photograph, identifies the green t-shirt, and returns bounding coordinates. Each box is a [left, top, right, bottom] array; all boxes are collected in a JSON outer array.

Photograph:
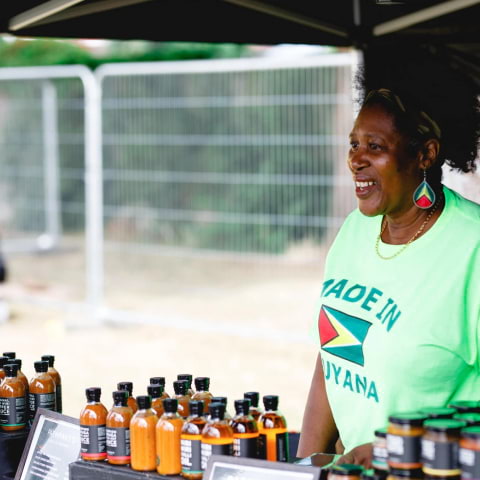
[[316, 186, 480, 453]]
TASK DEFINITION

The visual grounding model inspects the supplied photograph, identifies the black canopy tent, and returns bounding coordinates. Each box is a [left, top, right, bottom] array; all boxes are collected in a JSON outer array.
[[1, 0, 479, 88]]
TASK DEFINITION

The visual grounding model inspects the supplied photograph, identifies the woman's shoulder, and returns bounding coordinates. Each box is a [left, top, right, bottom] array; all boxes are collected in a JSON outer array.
[[445, 186, 480, 228]]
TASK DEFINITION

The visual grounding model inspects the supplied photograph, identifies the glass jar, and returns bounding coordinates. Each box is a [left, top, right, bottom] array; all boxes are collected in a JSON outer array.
[[387, 468, 424, 480], [421, 419, 465, 476], [419, 408, 456, 420], [387, 413, 427, 469], [453, 413, 480, 427], [447, 401, 480, 414], [459, 426, 480, 480], [328, 464, 364, 480], [373, 428, 388, 472]]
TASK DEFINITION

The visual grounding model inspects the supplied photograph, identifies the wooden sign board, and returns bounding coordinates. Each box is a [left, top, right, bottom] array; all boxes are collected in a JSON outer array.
[[204, 455, 321, 480], [14, 408, 80, 480]]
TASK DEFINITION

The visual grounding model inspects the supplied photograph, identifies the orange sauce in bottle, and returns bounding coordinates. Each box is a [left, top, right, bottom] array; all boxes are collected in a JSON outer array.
[[201, 402, 234, 470], [148, 384, 165, 417], [41, 355, 62, 413], [178, 374, 195, 396], [156, 398, 184, 475], [150, 377, 170, 400], [117, 381, 138, 413], [244, 392, 263, 421], [11, 359, 29, 408], [106, 390, 133, 465], [28, 360, 55, 423], [0, 356, 8, 381], [231, 399, 259, 458], [258, 395, 288, 462], [130, 395, 158, 471], [192, 377, 213, 413], [181, 400, 207, 479], [174, 380, 191, 418], [80, 387, 108, 461], [0, 363, 26, 431]]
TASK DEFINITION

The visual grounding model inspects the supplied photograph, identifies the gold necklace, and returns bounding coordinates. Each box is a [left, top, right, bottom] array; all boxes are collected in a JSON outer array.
[[375, 200, 440, 260]]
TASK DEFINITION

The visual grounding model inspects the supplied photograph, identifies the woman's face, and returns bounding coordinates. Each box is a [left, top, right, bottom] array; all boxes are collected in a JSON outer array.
[[348, 104, 420, 217]]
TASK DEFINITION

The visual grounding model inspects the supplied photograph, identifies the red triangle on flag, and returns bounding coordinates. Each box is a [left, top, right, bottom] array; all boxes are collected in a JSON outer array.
[[319, 307, 338, 346], [416, 195, 433, 208]]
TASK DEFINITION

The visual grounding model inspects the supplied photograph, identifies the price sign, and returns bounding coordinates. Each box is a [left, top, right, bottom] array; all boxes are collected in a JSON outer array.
[[204, 455, 321, 480], [15, 408, 80, 480]]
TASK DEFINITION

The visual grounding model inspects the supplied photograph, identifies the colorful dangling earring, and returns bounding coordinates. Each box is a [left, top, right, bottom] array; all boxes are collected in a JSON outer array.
[[413, 169, 436, 209]]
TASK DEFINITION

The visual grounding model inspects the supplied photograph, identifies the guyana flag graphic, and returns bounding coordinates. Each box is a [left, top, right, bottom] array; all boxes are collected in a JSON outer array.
[[319, 305, 372, 366], [413, 181, 435, 208]]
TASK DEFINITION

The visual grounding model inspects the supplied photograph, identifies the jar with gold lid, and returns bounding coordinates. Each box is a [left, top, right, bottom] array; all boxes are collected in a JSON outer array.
[[387, 412, 427, 469], [421, 419, 465, 477]]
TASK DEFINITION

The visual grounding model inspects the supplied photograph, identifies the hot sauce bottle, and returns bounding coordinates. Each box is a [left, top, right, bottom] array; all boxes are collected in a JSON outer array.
[[11, 359, 29, 406], [210, 397, 231, 421], [41, 355, 62, 413], [0, 356, 8, 381], [156, 398, 184, 475], [0, 364, 27, 431], [130, 395, 158, 471], [148, 384, 165, 417], [150, 377, 170, 399], [231, 399, 259, 458], [244, 392, 263, 421], [28, 360, 55, 422], [181, 400, 207, 479], [106, 390, 133, 465], [174, 380, 191, 418], [117, 381, 138, 413], [201, 402, 234, 470], [192, 377, 213, 412], [80, 387, 108, 461], [258, 395, 289, 462], [178, 374, 194, 396]]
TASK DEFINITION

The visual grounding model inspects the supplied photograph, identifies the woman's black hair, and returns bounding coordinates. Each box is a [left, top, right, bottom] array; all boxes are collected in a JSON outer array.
[[355, 45, 480, 188]]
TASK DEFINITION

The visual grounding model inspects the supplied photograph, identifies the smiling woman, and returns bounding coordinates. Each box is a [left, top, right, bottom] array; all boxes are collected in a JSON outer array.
[[297, 47, 480, 466]]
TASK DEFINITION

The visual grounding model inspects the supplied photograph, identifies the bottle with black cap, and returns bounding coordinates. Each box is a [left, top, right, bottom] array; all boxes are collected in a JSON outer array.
[[3, 352, 15, 360], [106, 390, 133, 465], [174, 380, 190, 418], [244, 392, 263, 421], [181, 400, 207, 479], [80, 387, 108, 461], [209, 396, 232, 421], [178, 374, 195, 396], [41, 355, 62, 413], [0, 363, 27, 431], [130, 395, 157, 471], [11, 359, 29, 405], [231, 398, 259, 458], [201, 402, 234, 470], [28, 360, 55, 422], [156, 398, 184, 475], [0, 356, 9, 380], [258, 395, 288, 462], [192, 377, 213, 412], [150, 377, 170, 399], [117, 381, 138, 413], [148, 384, 165, 417]]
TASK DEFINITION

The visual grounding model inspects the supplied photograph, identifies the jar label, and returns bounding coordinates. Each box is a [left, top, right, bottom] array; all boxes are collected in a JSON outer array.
[[459, 447, 480, 479], [234, 436, 259, 458], [28, 392, 55, 420], [201, 442, 234, 470], [387, 433, 421, 466], [55, 384, 62, 414], [372, 443, 389, 470], [181, 438, 202, 474], [0, 397, 27, 427], [422, 438, 460, 472], [258, 432, 289, 463], [80, 424, 107, 459], [106, 426, 130, 460]]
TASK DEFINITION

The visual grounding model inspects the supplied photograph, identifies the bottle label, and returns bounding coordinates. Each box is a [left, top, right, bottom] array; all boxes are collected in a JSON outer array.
[[258, 433, 288, 462], [234, 436, 259, 458], [80, 424, 107, 459], [55, 384, 62, 413], [106, 427, 130, 460], [201, 442, 233, 470], [460, 447, 480, 479], [181, 438, 202, 474], [421, 438, 460, 474], [372, 443, 389, 470], [0, 397, 27, 427], [387, 433, 421, 467], [28, 392, 55, 420]]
